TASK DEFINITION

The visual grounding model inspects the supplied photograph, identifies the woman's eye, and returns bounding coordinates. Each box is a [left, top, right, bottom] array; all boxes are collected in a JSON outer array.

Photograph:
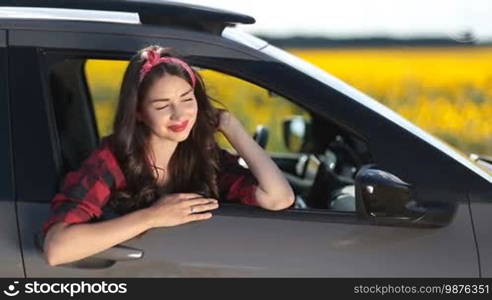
[[155, 98, 192, 110]]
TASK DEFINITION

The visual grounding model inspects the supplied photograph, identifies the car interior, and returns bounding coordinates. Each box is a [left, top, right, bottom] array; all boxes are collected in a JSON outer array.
[[266, 113, 373, 211], [47, 56, 374, 215]]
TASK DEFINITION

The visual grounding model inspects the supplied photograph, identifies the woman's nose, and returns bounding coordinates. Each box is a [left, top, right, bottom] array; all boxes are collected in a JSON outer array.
[[169, 104, 183, 120]]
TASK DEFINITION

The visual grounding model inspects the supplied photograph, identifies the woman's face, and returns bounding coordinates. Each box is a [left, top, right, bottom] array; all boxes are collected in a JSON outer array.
[[138, 74, 198, 143]]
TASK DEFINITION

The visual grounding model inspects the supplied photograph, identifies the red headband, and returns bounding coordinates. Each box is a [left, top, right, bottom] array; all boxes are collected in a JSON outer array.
[[139, 49, 196, 88]]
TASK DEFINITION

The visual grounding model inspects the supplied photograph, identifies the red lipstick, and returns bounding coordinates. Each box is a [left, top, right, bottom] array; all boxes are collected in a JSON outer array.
[[168, 120, 189, 132]]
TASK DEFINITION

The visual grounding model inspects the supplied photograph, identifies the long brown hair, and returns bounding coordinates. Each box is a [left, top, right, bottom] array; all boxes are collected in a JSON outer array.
[[107, 45, 222, 214]]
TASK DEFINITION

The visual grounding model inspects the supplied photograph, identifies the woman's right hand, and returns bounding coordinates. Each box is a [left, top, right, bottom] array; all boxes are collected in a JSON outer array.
[[145, 193, 219, 228]]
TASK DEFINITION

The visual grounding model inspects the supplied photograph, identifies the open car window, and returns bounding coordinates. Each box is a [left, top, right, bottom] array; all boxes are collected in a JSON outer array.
[[82, 59, 374, 213]]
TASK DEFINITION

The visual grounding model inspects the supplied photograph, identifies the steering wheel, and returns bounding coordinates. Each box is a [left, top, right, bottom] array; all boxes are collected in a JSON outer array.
[[253, 125, 269, 149], [305, 159, 353, 209], [304, 137, 358, 209]]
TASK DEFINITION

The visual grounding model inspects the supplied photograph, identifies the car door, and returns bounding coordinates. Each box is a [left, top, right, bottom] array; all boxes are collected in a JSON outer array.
[[469, 186, 492, 277], [0, 29, 24, 278], [11, 21, 479, 277]]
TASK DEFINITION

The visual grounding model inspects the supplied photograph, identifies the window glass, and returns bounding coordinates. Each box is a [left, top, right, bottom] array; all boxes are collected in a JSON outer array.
[[84, 59, 128, 137]]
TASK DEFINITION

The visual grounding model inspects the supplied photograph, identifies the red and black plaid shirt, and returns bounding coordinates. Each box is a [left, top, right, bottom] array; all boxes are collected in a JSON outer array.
[[42, 138, 258, 236]]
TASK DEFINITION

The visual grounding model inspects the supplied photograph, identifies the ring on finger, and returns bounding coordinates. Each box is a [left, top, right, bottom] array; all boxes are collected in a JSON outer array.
[[190, 206, 195, 214]]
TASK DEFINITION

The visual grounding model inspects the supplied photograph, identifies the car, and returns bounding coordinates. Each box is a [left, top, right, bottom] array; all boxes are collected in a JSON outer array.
[[1, 0, 491, 277]]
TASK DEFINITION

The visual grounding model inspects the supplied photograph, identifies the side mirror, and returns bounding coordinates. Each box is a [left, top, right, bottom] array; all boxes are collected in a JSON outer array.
[[355, 166, 422, 220], [282, 116, 310, 152], [354, 166, 457, 227]]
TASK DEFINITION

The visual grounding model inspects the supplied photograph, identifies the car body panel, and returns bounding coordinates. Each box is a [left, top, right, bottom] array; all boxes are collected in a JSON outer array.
[[0, 30, 24, 277], [19, 202, 478, 277], [469, 192, 492, 277], [0, 30, 13, 201], [0, 202, 24, 277]]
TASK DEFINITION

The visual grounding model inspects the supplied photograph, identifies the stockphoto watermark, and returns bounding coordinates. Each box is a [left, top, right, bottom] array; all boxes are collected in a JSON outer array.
[[2, 280, 127, 297]]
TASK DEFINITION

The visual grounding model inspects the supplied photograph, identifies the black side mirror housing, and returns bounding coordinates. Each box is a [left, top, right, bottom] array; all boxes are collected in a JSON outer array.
[[355, 166, 426, 221], [354, 166, 456, 227]]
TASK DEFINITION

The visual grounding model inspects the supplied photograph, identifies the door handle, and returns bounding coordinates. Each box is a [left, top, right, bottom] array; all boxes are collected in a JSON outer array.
[[89, 244, 144, 261], [34, 231, 144, 269]]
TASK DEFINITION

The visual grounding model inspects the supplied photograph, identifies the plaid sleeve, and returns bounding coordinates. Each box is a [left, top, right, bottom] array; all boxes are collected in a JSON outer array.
[[41, 143, 126, 236], [217, 148, 259, 206]]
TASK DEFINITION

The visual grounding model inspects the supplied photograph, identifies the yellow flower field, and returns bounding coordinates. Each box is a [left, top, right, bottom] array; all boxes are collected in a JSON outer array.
[[289, 47, 492, 155]]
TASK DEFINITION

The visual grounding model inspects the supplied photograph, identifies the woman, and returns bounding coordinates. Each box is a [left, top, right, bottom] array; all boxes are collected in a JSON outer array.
[[42, 45, 295, 266]]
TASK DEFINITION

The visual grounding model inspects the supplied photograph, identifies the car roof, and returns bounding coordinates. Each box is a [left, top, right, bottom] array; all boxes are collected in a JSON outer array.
[[0, 0, 255, 35]]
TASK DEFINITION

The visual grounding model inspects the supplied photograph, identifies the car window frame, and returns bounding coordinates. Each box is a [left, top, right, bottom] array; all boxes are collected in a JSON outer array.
[[62, 55, 367, 225]]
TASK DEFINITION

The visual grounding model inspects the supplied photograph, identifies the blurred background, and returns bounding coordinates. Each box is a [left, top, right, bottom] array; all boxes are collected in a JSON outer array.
[[86, 0, 492, 156], [177, 0, 492, 156]]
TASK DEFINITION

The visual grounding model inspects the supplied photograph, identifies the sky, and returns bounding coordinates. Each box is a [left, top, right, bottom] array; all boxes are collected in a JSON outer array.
[[174, 0, 492, 43]]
